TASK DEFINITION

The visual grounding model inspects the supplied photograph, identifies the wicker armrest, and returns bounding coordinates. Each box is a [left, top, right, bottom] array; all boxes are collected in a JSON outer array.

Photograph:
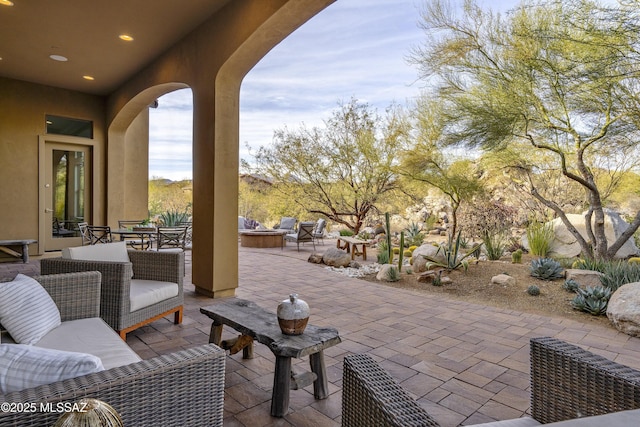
[[33, 271, 101, 321], [342, 353, 440, 427], [128, 250, 184, 284], [530, 337, 640, 423], [0, 343, 225, 427]]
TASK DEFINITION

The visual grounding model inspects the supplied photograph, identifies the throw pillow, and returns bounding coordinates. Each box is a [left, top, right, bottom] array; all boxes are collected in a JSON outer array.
[[62, 241, 130, 263], [0, 344, 104, 393], [0, 274, 61, 345]]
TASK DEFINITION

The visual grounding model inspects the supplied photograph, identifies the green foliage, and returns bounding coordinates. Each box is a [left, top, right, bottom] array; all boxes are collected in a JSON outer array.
[[571, 286, 612, 316], [404, 222, 424, 247], [424, 231, 482, 272], [482, 232, 506, 261], [529, 258, 564, 281], [377, 240, 390, 264], [527, 285, 540, 296], [511, 249, 523, 264], [526, 222, 555, 257], [600, 261, 640, 293], [159, 209, 190, 226], [458, 200, 516, 243], [357, 231, 372, 240], [563, 279, 580, 293], [148, 178, 192, 218], [385, 266, 400, 282], [252, 98, 408, 234], [339, 229, 354, 236], [572, 258, 608, 273]]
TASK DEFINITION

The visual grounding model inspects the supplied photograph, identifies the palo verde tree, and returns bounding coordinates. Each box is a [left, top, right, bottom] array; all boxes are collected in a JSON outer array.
[[410, 0, 640, 260], [252, 99, 408, 234], [399, 96, 484, 237]]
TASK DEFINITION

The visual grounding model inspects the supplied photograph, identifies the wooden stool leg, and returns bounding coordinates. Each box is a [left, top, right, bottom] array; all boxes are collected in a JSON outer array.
[[209, 322, 223, 345], [271, 356, 292, 417], [362, 244, 367, 261], [309, 351, 329, 399]]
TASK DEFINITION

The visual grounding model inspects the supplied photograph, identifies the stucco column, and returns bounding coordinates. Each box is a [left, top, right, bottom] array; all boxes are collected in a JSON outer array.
[[191, 84, 239, 298]]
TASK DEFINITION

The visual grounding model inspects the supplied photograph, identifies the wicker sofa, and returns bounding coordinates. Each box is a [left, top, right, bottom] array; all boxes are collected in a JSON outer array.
[[40, 244, 184, 339], [0, 271, 225, 427], [342, 337, 640, 426]]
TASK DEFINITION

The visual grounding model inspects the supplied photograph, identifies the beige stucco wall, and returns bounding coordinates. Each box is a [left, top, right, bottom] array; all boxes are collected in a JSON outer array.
[[0, 77, 106, 257]]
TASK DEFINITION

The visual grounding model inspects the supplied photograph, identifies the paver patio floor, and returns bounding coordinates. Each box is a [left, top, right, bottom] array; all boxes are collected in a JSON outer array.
[[2, 240, 640, 426]]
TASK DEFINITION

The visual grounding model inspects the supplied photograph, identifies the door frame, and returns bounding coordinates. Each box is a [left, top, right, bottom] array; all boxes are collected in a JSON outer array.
[[38, 135, 100, 253]]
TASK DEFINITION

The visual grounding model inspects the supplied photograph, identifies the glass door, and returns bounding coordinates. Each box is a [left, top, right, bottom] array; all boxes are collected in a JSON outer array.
[[43, 143, 91, 251]]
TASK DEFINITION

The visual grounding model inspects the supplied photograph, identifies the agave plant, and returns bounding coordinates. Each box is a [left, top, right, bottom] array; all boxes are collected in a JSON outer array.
[[529, 257, 564, 280], [423, 231, 482, 272], [571, 286, 612, 316]]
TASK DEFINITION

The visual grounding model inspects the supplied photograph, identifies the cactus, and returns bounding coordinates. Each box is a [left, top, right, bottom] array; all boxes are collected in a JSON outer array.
[[398, 231, 405, 271], [529, 257, 564, 280], [563, 279, 580, 293], [527, 285, 540, 296], [511, 249, 523, 264], [385, 212, 393, 263], [571, 286, 612, 316]]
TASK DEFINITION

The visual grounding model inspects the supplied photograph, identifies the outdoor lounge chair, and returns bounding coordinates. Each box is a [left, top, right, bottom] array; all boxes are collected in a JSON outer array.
[[278, 216, 297, 232], [312, 218, 326, 245], [342, 337, 640, 426], [40, 242, 184, 339], [284, 221, 316, 252]]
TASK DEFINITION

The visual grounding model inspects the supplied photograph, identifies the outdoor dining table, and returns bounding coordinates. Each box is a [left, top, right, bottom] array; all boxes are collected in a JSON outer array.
[[111, 228, 157, 250]]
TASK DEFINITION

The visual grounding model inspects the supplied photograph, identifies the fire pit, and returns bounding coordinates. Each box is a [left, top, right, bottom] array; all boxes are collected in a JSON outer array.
[[239, 230, 288, 248]]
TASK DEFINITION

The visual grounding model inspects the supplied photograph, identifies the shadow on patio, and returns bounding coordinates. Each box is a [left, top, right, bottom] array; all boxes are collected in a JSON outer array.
[[3, 240, 640, 427]]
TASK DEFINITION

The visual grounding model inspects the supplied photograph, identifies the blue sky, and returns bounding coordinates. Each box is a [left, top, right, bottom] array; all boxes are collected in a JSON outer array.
[[149, 0, 520, 180]]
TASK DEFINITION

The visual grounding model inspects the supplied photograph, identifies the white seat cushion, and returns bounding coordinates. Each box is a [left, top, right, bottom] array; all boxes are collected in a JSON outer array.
[[0, 274, 61, 345], [129, 279, 179, 312], [0, 344, 104, 393], [36, 317, 141, 370]]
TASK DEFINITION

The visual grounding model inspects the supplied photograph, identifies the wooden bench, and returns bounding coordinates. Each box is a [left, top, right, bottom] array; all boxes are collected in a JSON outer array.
[[200, 298, 341, 417], [0, 239, 37, 263], [336, 236, 369, 260]]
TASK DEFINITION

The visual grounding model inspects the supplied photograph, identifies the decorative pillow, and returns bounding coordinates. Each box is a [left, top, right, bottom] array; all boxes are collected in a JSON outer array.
[[0, 274, 61, 345], [0, 344, 104, 393]]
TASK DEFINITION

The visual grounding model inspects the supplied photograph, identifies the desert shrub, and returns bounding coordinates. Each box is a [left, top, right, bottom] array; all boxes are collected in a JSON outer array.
[[340, 229, 354, 236], [526, 222, 554, 257], [377, 240, 390, 264], [527, 285, 540, 296], [571, 286, 611, 316], [458, 200, 517, 242], [572, 258, 607, 273], [600, 261, 640, 293], [483, 232, 506, 260], [530, 257, 564, 280], [386, 266, 400, 282], [424, 231, 482, 272], [159, 209, 190, 226], [404, 222, 424, 247], [563, 279, 580, 293], [357, 231, 372, 240]]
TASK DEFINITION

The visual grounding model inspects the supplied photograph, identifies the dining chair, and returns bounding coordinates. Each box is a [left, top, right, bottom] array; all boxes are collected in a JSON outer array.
[[284, 221, 316, 252], [156, 226, 188, 251], [86, 225, 112, 245]]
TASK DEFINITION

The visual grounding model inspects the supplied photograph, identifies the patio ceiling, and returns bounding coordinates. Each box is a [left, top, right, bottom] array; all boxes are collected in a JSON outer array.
[[0, 0, 231, 95]]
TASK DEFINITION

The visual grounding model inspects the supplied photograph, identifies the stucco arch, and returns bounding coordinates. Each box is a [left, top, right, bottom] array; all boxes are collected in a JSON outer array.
[[107, 83, 190, 225]]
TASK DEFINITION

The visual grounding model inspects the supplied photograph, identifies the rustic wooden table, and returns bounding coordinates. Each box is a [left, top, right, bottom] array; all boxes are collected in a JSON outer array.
[[336, 236, 369, 260], [200, 298, 341, 417], [0, 239, 37, 263]]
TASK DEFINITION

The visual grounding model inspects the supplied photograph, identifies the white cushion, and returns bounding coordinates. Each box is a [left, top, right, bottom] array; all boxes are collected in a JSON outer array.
[[36, 317, 141, 370], [130, 279, 179, 312], [0, 344, 104, 393], [0, 274, 61, 345], [62, 241, 130, 263]]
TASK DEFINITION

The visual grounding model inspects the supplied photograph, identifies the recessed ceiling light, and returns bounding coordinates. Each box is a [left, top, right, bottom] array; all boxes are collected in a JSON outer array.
[[49, 54, 68, 62], [83, 75, 95, 81], [0, 1, 14, 6], [119, 34, 134, 42]]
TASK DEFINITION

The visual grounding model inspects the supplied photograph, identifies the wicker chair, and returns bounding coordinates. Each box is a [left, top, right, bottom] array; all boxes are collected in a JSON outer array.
[[0, 272, 225, 427], [342, 337, 640, 427], [40, 249, 184, 339]]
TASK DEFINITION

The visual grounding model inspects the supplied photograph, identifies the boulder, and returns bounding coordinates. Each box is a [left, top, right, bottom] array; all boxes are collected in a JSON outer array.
[[607, 282, 640, 337], [523, 209, 639, 259], [412, 244, 442, 273], [491, 274, 516, 286], [322, 248, 351, 267], [376, 264, 400, 281], [565, 269, 604, 288], [307, 253, 324, 264]]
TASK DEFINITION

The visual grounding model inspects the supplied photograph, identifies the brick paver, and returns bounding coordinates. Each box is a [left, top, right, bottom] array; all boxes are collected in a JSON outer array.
[[2, 240, 639, 426]]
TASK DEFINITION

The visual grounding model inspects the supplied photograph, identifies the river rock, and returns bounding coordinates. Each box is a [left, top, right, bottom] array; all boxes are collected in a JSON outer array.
[[322, 248, 351, 267], [607, 282, 640, 337], [491, 274, 515, 286], [565, 269, 604, 288]]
